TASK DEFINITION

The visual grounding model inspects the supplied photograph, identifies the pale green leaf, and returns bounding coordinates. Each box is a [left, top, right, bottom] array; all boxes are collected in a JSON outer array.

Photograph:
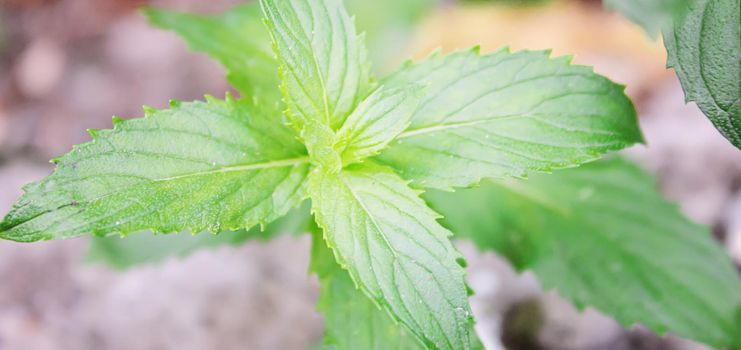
[[335, 84, 424, 165], [260, 0, 374, 133], [0, 97, 309, 242], [87, 202, 312, 269], [425, 157, 741, 348], [603, 0, 689, 38], [309, 163, 474, 350], [144, 4, 279, 103], [374, 47, 643, 190], [309, 225, 426, 350], [663, 0, 741, 149]]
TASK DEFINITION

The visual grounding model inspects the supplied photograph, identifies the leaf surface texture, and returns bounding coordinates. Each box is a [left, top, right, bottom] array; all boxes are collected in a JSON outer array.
[[375, 48, 643, 189], [0, 98, 309, 242], [310, 163, 474, 350]]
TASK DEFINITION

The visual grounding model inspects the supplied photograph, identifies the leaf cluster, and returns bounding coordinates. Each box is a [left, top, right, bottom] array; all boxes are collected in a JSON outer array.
[[2, 1, 739, 349]]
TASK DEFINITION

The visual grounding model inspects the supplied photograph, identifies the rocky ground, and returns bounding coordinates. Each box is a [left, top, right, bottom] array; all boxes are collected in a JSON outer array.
[[0, 1, 739, 349]]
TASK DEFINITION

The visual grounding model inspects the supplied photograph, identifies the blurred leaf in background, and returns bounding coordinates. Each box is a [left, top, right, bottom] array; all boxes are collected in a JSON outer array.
[[87, 202, 311, 269], [425, 157, 741, 348], [345, 0, 438, 72], [461, 0, 550, 6], [603, 0, 689, 38], [144, 4, 279, 103]]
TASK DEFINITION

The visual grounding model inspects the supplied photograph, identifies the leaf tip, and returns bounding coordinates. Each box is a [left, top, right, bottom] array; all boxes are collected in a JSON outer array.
[[399, 57, 415, 68], [465, 283, 475, 297], [428, 47, 443, 58], [256, 220, 268, 232], [456, 256, 468, 268], [224, 91, 236, 103], [549, 51, 575, 66], [203, 94, 217, 104], [142, 105, 156, 117]]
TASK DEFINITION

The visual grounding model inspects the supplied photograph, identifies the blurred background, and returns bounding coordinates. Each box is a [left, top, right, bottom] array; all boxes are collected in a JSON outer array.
[[0, 0, 739, 349]]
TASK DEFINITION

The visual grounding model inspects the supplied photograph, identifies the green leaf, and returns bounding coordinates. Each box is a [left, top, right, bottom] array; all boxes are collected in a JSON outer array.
[[87, 202, 312, 269], [309, 162, 474, 350], [0, 96, 309, 242], [663, 0, 741, 149], [335, 84, 424, 165], [144, 0, 434, 101], [309, 225, 426, 350], [144, 4, 279, 103], [373, 47, 643, 190], [425, 157, 741, 348], [260, 0, 374, 138], [603, 0, 689, 38]]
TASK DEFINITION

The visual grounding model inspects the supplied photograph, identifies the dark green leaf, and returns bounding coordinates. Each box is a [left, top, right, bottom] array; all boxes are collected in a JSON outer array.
[[603, 0, 689, 38], [663, 0, 741, 148], [425, 157, 741, 348]]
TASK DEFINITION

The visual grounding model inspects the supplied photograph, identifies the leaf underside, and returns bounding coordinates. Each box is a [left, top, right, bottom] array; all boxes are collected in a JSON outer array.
[[425, 157, 741, 348]]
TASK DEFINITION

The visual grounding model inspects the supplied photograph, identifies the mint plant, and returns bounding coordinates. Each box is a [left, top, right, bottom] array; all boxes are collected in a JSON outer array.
[[2, 1, 740, 349], [606, 0, 741, 149]]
